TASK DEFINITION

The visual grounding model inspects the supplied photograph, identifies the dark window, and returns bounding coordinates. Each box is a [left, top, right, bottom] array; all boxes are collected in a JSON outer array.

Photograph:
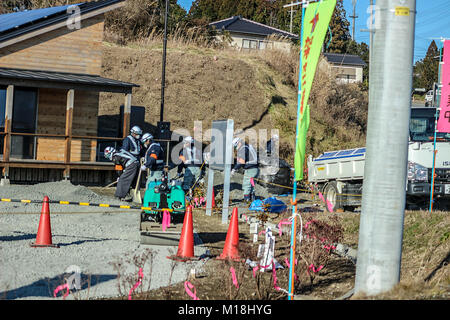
[[0, 86, 6, 128], [10, 87, 38, 159], [0, 86, 7, 155]]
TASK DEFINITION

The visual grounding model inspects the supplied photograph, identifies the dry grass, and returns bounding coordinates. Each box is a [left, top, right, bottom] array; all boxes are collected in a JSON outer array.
[[99, 32, 368, 165], [347, 210, 449, 300]]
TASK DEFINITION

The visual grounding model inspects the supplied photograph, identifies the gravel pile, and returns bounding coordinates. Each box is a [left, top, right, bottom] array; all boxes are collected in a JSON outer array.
[[0, 181, 208, 300]]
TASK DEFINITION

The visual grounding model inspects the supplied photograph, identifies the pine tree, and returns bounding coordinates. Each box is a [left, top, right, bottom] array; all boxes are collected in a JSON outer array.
[[414, 41, 440, 90], [324, 0, 351, 53]]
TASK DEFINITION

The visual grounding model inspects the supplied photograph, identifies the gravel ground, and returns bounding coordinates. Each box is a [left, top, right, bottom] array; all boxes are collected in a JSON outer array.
[[0, 167, 285, 300], [0, 181, 208, 300]]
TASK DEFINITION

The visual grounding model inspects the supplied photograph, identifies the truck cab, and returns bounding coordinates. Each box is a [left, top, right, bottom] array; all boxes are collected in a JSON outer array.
[[307, 107, 450, 211], [407, 107, 450, 207]]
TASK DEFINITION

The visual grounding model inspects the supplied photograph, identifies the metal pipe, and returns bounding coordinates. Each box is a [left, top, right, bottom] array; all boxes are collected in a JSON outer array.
[[160, 0, 169, 123], [354, 0, 416, 296]]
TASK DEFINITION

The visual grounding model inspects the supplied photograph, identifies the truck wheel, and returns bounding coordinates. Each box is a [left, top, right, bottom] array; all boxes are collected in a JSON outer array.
[[323, 181, 342, 212]]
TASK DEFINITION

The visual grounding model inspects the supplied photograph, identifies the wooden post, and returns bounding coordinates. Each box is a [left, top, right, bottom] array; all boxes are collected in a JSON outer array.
[[2, 85, 14, 181], [64, 89, 74, 180], [123, 93, 132, 139]]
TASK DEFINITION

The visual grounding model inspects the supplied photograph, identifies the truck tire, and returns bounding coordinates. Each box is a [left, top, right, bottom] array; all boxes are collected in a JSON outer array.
[[323, 181, 342, 212]]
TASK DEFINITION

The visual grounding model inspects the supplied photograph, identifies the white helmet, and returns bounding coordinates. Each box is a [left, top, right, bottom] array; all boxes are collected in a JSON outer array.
[[141, 133, 153, 143], [232, 137, 242, 149], [104, 146, 116, 160], [130, 126, 143, 138]]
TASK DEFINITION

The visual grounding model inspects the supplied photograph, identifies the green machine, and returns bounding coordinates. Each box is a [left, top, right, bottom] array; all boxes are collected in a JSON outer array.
[[140, 168, 187, 246]]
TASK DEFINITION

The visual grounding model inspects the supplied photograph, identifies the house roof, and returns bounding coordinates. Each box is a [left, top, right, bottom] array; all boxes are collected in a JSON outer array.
[[323, 53, 367, 67], [0, 0, 125, 47], [209, 16, 299, 40], [0, 67, 139, 94]]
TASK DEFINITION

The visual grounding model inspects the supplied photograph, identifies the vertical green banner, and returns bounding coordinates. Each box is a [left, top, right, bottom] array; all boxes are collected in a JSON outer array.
[[294, 0, 336, 181]]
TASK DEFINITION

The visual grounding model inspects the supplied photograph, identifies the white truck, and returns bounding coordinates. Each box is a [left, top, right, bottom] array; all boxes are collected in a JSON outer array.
[[307, 107, 450, 211]]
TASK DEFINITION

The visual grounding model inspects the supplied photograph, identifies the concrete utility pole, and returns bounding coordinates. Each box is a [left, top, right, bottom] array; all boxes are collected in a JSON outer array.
[[354, 0, 416, 297], [350, 0, 358, 41]]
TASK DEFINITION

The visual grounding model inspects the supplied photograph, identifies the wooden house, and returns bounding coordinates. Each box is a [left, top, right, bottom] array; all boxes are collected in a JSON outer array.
[[209, 16, 299, 52], [0, 0, 139, 185]]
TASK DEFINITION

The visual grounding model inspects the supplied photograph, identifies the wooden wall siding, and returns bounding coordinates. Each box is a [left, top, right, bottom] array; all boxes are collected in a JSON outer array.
[[0, 15, 105, 75], [36, 88, 99, 162], [36, 138, 97, 162]]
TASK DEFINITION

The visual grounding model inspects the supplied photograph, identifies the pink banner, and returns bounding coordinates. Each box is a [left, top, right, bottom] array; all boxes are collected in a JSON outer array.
[[438, 40, 450, 133]]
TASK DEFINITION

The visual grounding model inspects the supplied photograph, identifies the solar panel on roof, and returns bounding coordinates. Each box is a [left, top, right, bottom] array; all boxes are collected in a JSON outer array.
[[337, 149, 356, 156], [0, 4, 82, 34]]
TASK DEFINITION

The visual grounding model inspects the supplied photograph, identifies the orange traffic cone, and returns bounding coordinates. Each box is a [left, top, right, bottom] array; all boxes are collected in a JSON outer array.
[[30, 196, 59, 248], [168, 206, 195, 262], [217, 207, 240, 261]]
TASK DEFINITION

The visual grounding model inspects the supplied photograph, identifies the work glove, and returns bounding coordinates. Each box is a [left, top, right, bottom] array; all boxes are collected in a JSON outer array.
[[140, 165, 147, 172], [230, 169, 236, 177]]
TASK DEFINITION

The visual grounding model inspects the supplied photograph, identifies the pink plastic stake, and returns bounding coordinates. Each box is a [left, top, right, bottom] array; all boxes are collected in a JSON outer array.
[[230, 267, 239, 289], [319, 191, 325, 203], [252, 266, 259, 278], [326, 200, 334, 212], [250, 178, 255, 187], [53, 283, 70, 299], [272, 262, 281, 291], [162, 211, 167, 232], [184, 281, 199, 300], [166, 211, 171, 228], [128, 268, 144, 300]]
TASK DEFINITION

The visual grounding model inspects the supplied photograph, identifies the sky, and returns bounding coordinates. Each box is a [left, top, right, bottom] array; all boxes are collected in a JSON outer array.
[[177, 0, 450, 62]]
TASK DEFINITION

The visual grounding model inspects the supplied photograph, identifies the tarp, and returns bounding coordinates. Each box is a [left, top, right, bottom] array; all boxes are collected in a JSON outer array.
[[249, 197, 287, 213]]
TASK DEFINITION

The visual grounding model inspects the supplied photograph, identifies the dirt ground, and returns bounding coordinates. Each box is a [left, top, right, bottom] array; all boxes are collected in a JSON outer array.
[[122, 191, 448, 301]]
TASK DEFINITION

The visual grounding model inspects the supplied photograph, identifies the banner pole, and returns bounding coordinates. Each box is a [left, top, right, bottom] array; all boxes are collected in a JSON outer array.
[[288, 4, 306, 301], [429, 43, 443, 212]]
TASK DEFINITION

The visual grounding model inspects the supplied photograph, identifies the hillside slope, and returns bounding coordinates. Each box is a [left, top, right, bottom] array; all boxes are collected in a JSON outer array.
[[99, 41, 368, 164]]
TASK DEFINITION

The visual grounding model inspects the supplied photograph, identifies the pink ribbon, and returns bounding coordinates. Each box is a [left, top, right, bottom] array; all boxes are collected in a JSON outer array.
[[230, 267, 239, 289], [252, 266, 259, 278], [128, 268, 144, 300], [53, 283, 70, 299], [194, 197, 199, 207], [284, 258, 298, 281], [277, 218, 292, 236], [184, 281, 199, 300], [250, 178, 255, 187], [307, 264, 324, 274], [258, 230, 266, 236], [199, 197, 205, 206]]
